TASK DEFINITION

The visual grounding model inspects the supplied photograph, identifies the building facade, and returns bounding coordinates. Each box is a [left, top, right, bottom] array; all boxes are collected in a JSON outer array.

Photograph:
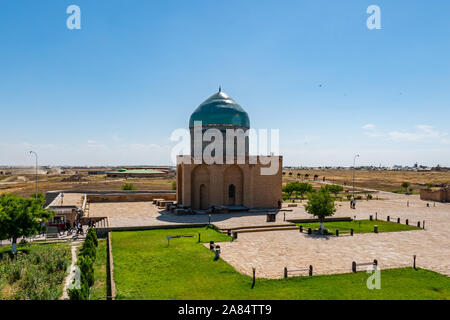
[[177, 90, 282, 210]]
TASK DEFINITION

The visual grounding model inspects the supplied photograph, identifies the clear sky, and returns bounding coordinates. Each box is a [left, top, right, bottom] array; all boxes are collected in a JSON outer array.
[[0, 0, 449, 167]]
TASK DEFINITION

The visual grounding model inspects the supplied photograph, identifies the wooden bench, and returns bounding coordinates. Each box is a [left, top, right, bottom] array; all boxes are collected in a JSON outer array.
[[352, 259, 378, 272], [45, 226, 60, 239], [284, 265, 313, 278]]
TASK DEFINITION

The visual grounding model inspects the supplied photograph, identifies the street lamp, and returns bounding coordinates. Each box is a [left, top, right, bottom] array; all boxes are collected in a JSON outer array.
[[352, 154, 360, 198], [29, 151, 38, 200]]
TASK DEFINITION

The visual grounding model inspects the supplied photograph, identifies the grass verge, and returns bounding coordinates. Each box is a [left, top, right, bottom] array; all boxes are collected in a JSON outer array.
[[112, 227, 448, 300], [297, 220, 422, 234]]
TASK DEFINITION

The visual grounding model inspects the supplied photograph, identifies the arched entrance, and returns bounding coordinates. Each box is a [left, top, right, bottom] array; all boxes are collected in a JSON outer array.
[[228, 184, 236, 205], [191, 165, 210, 210], [223, 165, 243, 206], [200, 184, 209, 210]]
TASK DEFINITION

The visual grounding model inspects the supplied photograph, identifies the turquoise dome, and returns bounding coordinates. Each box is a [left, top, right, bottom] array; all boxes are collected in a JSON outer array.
[[189, 91, 250, 128]]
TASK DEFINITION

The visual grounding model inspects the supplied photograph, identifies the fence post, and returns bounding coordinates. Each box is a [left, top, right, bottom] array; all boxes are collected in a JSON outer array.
[[413, 255, 416, 269], [350, 229, 354, 236], [423, 221, 425, 229], [387, 216, 390, 222], [198, 232, 201, 243], [336, 230, 339, 237], [352, 261, 356, 273], [284, 267, 288, 279], [375, 212, 378, 220], [309, 265, 313, 276]]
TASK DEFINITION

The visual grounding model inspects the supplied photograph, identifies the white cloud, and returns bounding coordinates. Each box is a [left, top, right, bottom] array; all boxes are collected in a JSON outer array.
[[388, 125, 448, 142], [362, 124, 375, 130]]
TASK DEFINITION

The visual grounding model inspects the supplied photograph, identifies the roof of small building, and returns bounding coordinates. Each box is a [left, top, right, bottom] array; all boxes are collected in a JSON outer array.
[[189, 90, 250, 128]]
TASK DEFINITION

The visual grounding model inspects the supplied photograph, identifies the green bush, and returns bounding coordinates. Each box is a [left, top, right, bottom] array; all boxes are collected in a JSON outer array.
[[78, 255, 94, 288], [86, 227, 98, 247], [121, 183, 136, 190], [0, 245, 69, 300]]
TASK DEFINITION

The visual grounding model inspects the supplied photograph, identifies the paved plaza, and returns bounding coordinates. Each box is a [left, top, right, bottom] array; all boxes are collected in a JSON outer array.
[[88, 192, 450, 278]]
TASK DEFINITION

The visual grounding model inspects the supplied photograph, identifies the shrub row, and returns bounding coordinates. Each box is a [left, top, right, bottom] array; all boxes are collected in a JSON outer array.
[[68, 227, 98, 300]]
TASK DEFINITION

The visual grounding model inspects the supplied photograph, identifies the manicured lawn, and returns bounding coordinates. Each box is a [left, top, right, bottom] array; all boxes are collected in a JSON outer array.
[[112, 227, 449, 300], [0, 242, 71, 300], [297, 220, 422, 234], [90, 239, 108, 300]]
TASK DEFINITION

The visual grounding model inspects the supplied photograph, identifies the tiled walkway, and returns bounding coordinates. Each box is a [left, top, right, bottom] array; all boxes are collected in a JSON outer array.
[[88, 192, 450, 278]]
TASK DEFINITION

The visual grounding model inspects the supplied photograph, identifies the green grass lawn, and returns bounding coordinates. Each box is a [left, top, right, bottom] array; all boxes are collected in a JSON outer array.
[[112, 227, 449, 300], [90, 239, 108, 300], [297, 220, 422, 234]]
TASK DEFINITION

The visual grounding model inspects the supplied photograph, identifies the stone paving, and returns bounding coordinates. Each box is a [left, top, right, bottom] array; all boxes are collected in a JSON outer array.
[[87, 192, 450, 278]]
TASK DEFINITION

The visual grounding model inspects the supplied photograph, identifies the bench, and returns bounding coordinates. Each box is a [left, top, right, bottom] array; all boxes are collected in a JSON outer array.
[[284, 265, 313, 278], [45, 226, 60, 239], [352, 259, 378, 272]]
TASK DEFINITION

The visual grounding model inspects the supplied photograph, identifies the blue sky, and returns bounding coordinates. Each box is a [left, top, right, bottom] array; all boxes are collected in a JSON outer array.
[[0, 0, 449, 167]]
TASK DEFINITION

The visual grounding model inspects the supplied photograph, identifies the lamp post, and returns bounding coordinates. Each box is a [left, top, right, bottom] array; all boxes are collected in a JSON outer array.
[[352, 154, 360, 198], [29, 151, 38, 200]]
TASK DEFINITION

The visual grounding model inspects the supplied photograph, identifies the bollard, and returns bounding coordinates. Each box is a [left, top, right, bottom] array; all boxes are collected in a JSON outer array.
[[336, 230, 339, 237], [198, 232, 201, 243], [397, 217, 400, 224], [209, 241, 215, 251], [251, 268, 256, 289], [413, 255, 417, 269], [309, 265, 313, 276], [308, 228, 312, 235], [350, 229, 354, 236], [406, 219, 409, 225], [417, 221, 421, 228], [374, 225, 378, 233], [284, 267, 288, 279], [370, 215, 373, 221], [214, 245, 221, 260], [227, 229, 231, 236], [352, 261, 357, 273], [387, 216, 390, 222], [375, 212, 378, 220], [299, 226, 303, 233], [373, 259, 378, 269], [423, 221, 425, 229]]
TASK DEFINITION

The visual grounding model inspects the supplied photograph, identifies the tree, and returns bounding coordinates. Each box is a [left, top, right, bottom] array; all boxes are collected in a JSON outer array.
[[296, 183, 313, 199], [121, 183, 136, 191], [282, 183, 296, 198], [401, 182, 410, 194], [304, 188, 336, 234], [322, 184, 344, 198], [0, 193, 52, 253]]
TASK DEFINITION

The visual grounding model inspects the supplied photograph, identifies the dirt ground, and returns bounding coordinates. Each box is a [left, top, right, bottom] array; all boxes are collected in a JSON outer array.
[[0, 174, 174, 198], [1, 169, 448, 198], [283, 169, 450, 193]]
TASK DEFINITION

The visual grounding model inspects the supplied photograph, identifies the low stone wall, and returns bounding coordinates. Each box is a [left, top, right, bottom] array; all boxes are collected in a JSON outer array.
[[287, 217, 353, 224], [420, 189, 449, 202], [87, 192, 176, 203]]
